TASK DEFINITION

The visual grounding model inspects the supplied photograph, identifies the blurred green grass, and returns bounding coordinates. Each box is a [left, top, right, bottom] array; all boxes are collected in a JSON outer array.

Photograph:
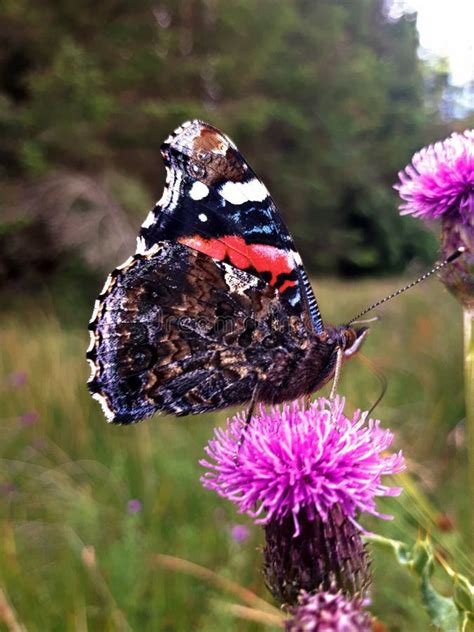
[[0, 277, 470, 631]]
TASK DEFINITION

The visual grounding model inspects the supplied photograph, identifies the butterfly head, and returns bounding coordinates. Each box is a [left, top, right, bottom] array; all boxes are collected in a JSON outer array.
[[327, 325, 369, 359], [160, 120, 248, 186]]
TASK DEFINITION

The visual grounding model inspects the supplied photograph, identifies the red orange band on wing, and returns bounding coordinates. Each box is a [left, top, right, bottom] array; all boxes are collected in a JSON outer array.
[[178, 235, 297, 292]]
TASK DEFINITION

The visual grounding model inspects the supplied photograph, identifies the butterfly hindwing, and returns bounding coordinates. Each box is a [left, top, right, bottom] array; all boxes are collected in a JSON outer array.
[[87, 241, 315, 423]]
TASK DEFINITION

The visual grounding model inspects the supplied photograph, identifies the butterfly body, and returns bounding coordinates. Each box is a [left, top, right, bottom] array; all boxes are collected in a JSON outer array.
[[87, 121, 367, 423]]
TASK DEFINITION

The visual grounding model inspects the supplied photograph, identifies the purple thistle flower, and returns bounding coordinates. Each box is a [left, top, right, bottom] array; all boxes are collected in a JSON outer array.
[[395, 130, 474, 308], [200, 397, 405, 536], [285, 589, 371, 632], [395, 130, 474, 223]]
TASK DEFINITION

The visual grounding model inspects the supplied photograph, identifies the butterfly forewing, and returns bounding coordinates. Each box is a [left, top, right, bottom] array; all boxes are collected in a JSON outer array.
[[137, 120, 323, 333]]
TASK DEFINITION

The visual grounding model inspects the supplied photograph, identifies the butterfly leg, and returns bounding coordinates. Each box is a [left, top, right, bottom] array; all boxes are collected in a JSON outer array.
[[236, 386, 260, 456], [329, 347, 344, 400]]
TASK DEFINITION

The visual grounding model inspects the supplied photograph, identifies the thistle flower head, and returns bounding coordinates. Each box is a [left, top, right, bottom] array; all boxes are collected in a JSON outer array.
[[395, 130, 474, 223], [285, 589, 371, 632], [200, 397, 405, 536], [396, 130, 474, 308]]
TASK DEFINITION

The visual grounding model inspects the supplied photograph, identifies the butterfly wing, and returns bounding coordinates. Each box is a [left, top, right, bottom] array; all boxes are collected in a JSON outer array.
[[87, 241, 315, 423], [137, 120, 324, 334]]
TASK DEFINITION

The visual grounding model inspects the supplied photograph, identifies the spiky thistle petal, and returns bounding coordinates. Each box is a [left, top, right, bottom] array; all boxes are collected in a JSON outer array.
[[395, 130, 474, 223], [200, 397, 405, 535]]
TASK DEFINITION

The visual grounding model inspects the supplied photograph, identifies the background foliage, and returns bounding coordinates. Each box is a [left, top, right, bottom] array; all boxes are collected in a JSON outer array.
[[2, 0, 473, 285]]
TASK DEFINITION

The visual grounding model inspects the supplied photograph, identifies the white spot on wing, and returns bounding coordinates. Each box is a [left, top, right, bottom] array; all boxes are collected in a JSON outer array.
[[198, 213, 208, 222], [219, 178, 268, 205], [92, 392, 115, 422], [101, 274, 114, 294], [87, 357, 97, 374], [136, 236, 147, 252], [168, 120, 192, 141], [90, 299, 101, 323], [86, 330, 96, 353], [143, 243, 162, 257], [291, 249, 303, 266], [116, 256, 135, 271], [169, 170, 182, 210], [189, 181, 209, 200], [137, 169, 182, 255], [221, 262, 259, 294], [141, 211, 156, 229], [136, 241, 162, 257]]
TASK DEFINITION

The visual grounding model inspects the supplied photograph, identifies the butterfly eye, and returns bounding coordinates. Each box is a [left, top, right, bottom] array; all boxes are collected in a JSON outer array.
[[197, 150, 212, 163], [188, 161, 207, 179]]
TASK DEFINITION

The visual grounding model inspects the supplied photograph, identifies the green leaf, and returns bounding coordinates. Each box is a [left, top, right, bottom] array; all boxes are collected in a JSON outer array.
[[460, 611, 474, 632], [367, 534, 474, 631], [409, 539, 434, 577], [364, 533, 411, 565], [453, 575, 474, 616], [420, 575, 460, 632]]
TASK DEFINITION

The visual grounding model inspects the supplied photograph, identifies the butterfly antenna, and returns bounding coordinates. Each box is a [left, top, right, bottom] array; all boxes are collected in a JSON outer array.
[[347, 247, 465, 325], [350, 315, 380, 326]]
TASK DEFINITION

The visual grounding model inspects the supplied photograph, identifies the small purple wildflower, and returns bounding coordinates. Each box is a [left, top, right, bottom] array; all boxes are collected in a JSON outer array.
[[127, 499, 142, 514], [19, 411, 39, 427], [285, 589, 371, 632], [32, 438, 47, 450], [200, 397, 405, 536], [0, 482, 17, 496], [8, 372, 28, 389], [230, 524, 250, 544], [395, 130, 474, 223]]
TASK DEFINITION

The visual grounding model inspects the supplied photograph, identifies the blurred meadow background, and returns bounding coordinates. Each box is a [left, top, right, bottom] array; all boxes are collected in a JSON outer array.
[[1, 1, 473, 630]]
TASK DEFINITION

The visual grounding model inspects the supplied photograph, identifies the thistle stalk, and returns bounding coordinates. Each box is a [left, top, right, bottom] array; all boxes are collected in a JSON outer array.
[[464, 307, 474, 538]]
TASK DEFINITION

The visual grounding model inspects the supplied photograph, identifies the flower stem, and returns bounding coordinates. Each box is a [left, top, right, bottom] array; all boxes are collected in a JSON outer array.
[[464, 307, 474, 542]]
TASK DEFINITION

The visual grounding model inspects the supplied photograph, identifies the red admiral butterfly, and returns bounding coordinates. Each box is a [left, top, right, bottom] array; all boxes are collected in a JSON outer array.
[[87, 121, 368, 423]]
